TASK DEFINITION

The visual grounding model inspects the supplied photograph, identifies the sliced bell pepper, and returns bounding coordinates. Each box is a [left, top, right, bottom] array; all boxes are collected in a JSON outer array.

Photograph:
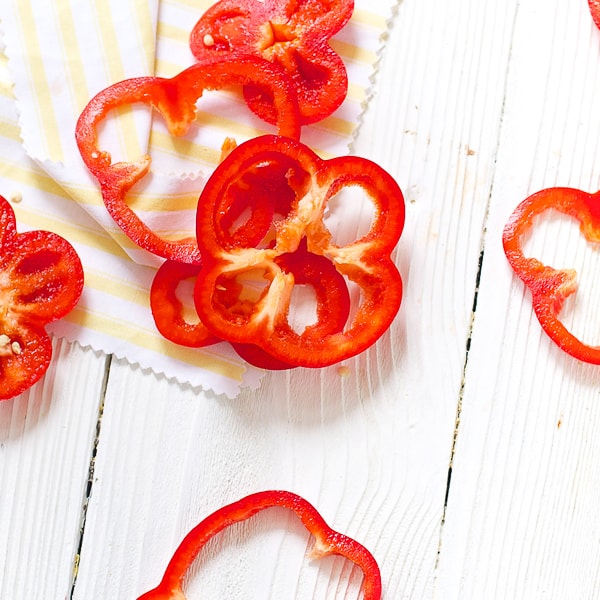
[[189, 0, 354, 125], [148, 156, 302, 352], [75, 55, 301, 265], [231, 341, 297, 369], [0, 195, 84, 400], [503, 186, 600, 363], [194, 134, 404, 368], [149, 261, 296, 368], [231, 239, 352, 368], [590, 0, 600, 29], [149, 243, 351, 369], [149, 259, 294, 369], [150, 260, 219, 348], [137, 490, 382, 600]]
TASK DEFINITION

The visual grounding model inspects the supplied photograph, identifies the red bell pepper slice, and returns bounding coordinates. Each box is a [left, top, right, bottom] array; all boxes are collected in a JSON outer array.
[[149, 261, 293, 368], [149, 262, 297, 368], [194, 135, 404, 368], [503, 186, 600, 363], [0, 195, 84, 400], [75, 56, 301, 265], [137, 490, 382, 600], [590, 0, 600, 29], [148, 157, 302, 352], [150, 240, 351, 369], [231, 239, 351, 369], [189, 0, 354, 125], [150, 260, 219, 348], [231, 342, 297, 369]]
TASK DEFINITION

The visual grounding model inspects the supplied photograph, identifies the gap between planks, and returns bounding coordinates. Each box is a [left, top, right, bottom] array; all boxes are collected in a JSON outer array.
[[435, 246, 486, 570], [69, 354, 113, 599]]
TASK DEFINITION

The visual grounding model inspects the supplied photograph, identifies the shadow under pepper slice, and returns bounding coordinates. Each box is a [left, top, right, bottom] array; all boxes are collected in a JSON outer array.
[[0, 195, 84, 400], [194, 134, 404, 368], [503, 186, 600, 363], [75, 55, 301, 265], [189, 0, 354, 125], [136, 490, 382, 600]]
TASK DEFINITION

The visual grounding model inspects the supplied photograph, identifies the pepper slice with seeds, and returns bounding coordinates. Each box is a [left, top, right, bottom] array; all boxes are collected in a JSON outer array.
[[0, 195, 84, 400], [194, 135, 404, 367]]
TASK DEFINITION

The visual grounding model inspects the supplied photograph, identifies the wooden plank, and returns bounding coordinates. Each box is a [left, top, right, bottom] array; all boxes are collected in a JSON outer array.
[[0, 338, 109, 600], [74, 355, 458, 599], [437, 0, 600, 598]]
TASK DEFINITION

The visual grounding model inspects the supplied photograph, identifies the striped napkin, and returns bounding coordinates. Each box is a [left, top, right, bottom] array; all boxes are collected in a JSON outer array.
[[0, 0, 397, 398]]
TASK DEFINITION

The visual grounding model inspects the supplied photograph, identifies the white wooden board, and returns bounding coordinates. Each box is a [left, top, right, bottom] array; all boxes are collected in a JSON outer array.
[[3, 1, 600, 599]]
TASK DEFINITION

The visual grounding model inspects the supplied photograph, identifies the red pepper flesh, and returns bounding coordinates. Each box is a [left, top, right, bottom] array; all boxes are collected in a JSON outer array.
[[231, 239, 352, 369], [150, 260, 219, 348], [150, 243, 352, 368], [194, 134, 404, 368], [590, 0, 600, 29], [0, 195, 84, 400], [149, 260, 299, 367], [148, 156, 307, 354], [231, 341, 297, 369], [149, 259, 298, 368], [137, 490, 382, 600], [75, 56, 301, 265], [189, 0, 354, 125], [503, 186, 600, 363]]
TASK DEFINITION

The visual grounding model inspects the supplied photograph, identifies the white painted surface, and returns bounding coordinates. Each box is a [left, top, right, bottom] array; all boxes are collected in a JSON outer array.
[[3, 0, 600, 598]]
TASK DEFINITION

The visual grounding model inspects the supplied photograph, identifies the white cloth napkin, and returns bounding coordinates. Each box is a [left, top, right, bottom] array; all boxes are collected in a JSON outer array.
[[0, 0, 398, 398]]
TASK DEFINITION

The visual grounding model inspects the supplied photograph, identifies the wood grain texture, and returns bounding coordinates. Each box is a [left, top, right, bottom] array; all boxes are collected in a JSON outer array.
[[0, 338, 109, 600], [4, 0, 600, 599], [437, 0, 600, 598], [73, 354, 455, 599]]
